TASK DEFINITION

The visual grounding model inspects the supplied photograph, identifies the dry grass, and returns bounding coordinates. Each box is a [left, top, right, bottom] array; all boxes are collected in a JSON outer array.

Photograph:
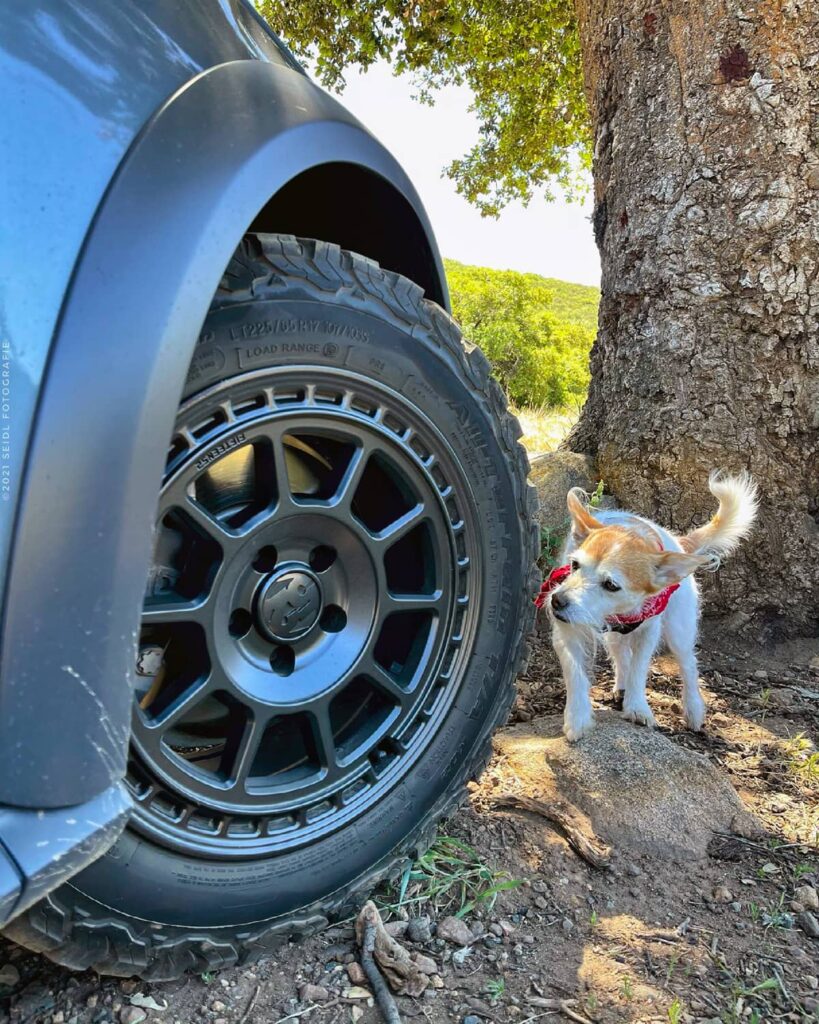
[[513, 403, 580, 457]]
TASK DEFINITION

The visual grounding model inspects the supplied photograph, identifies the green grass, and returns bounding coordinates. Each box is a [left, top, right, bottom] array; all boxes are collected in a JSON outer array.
[[388, 834, 521, 919]]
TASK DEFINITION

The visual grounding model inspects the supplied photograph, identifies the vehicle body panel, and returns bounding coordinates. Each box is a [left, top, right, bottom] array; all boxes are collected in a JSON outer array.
[[0, 0, 447, 923]]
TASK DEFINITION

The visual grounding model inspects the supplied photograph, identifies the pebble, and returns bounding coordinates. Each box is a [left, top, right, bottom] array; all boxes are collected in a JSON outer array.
[[299, 983, 330, 1002], [730, 902, 742, 913], [463, 1016, 482, 1024], [534, 896, 549, 910], [0, 964, 20, 988], [436, 916, 474, 946], [712, 886, 733, 903], [483, 935, 501, 948], [119, 1009, 146, 1024], [561, 918, 574, 934], [407, 916, 433, 943], [625, 863, 642, 877], [489, 923, 504, 937], [384, 920, 409, 938], [346, 962, 367, 985], [796, 910, 819, 939], [805, 976, 818, 990], [210, 1000, 227, 1012], [119, 981, 138, 995], [795, 885, 819, 911], [215, 1019, 229, 1024]]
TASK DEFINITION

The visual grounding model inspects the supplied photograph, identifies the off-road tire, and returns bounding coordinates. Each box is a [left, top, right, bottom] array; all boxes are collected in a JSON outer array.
[[4, 235, 539, 980]]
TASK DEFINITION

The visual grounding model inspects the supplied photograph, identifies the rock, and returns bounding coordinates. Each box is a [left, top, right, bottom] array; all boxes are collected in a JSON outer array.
[[344, 986, 373, 1001], [430, 974, 444, 989], [436, 916, 474, 946], [495, 713, 758, 859], [414, 953, 438, 975], [463, 1016, 482, 1024], [119, 980, 138, 995], [346, 962, 367, 986], [119, 1010, 146, 1024], [561, 918, 574, 933], [730, 902, 742, 912], [0, 965, 20, 988], [407, 916, 432, 943], [351, 1007, 364, 1023], [13, 984, 55, 1020], [712, 886, 733, 903], [384, 920, 408, 938], [210, 999, 227, 1012], [795, 885, 819, 911], [529, 451, 598, 530], [299, 983, 331, 1003], [796, 911, 819, 939], [805, 975, 818, 990]]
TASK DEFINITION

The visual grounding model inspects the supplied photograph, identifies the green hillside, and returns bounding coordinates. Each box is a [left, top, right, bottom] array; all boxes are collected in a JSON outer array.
[[444, 258, 599, 408]]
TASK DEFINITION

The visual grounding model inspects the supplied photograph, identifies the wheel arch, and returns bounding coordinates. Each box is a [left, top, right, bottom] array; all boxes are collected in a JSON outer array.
[[0, 58, 448, 809]]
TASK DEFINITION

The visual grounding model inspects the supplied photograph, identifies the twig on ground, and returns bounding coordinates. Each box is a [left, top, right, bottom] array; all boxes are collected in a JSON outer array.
[[526, 996, 594, 1024], [358, 902, 403, 1024], [272, 999, 341, 1024], [238, 984, 260, 1024], [494, 793, 612, 869]]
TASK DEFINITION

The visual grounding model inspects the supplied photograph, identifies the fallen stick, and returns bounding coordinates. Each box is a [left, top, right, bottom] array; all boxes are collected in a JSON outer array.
[[494, 793, 612, 869], [358, 902, 402, 1024], [272, 999, 341, 1024], [527, 996, 594, 1024], [238, 984, 260, 1024]]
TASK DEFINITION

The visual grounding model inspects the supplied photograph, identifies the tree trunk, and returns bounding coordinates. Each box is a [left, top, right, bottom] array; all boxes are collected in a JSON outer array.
[[571, 0, 819, 637]]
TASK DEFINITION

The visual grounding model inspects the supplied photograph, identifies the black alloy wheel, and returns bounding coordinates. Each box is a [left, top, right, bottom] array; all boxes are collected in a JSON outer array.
[[8, 235, 538, 980]]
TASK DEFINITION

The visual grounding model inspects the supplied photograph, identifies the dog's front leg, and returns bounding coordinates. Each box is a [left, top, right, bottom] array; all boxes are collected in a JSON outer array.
[[553, 622, 595, 742], [620, 617, 662, 727]]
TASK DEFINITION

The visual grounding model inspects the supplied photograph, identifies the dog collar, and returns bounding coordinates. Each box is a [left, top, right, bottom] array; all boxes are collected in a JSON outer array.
[[534, 563, 680, 633]]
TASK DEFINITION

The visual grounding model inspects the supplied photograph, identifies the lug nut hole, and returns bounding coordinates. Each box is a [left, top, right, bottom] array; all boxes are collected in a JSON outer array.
[[270, 645, 295, 676], [253, 545, 279, 573], [309, 545, 337, 573], [228, 608, 253, 638], [319, 605, 347, 634]]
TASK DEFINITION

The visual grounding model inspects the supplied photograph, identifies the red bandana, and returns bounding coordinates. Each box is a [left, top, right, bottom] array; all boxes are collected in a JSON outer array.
[[534, 563, 679, 630]]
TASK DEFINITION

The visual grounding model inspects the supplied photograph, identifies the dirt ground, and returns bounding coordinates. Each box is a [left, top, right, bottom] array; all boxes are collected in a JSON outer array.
[[1, 625, 817, 1024]]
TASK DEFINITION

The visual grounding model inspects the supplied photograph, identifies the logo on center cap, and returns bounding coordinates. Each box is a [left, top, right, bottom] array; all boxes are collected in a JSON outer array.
[[259, 570, 322, 642]]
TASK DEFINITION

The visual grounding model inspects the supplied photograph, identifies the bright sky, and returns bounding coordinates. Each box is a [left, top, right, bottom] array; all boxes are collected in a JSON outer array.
[[333, 62, 601, 287]]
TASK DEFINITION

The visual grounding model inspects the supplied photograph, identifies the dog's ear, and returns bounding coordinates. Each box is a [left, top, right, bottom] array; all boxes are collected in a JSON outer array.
[[566, 487, 603, 542], [651, 551, 710, 588]]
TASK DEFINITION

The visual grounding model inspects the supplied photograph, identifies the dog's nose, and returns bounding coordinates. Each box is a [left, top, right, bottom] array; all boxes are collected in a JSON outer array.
[[551, 591, 569, 612]]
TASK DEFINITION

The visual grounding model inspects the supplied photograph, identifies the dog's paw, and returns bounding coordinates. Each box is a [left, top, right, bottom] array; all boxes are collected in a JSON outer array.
[[683, 695, 707, 732], [563, 711, 595, 743], [621, 702, 656, 728]]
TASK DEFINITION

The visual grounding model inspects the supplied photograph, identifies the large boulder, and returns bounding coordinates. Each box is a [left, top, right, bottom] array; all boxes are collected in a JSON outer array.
[[495, 712, 756, 859], [529, 451, 597, 531]]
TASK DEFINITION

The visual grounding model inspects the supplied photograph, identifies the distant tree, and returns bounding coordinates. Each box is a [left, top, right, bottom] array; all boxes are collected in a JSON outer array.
[[444, 260, 592, 408], [260, 0, 819, 636]]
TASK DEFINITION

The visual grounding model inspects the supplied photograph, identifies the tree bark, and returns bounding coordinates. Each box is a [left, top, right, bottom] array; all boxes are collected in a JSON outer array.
[[571, 0, 819, 637]]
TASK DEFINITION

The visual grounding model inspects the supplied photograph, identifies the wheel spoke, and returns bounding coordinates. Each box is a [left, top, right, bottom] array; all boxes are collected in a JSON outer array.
[[370, 503, 427, 546], [141, 596, 209, 625], [357, 656, 411, 707], [271, 434, 297, 512], [331, 443, 370, 509], [139, 668, 221, 735], [177, 493, 238, 548], [310, 708, 339, 777], [225, 714, 265, 791], [382, 589, 445, 614]]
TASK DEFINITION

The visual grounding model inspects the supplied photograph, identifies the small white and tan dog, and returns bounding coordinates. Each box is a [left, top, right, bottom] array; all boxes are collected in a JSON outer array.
[[542, 472, 758, 742]]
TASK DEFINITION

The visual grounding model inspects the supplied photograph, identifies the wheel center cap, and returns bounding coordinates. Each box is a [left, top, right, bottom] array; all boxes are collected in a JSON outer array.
[[257, 568, 323, 643]]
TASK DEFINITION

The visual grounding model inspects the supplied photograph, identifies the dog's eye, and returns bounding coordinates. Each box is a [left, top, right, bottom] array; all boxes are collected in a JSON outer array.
[[570, 560, 580, 572], [602, 579, 621, 592]]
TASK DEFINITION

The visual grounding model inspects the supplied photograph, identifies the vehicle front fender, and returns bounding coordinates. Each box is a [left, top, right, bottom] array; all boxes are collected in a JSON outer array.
[[0, 58, 447, 809]]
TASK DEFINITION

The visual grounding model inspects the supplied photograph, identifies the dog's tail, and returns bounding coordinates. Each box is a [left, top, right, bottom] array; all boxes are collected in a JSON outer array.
[[679, 471, 759, 561]]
